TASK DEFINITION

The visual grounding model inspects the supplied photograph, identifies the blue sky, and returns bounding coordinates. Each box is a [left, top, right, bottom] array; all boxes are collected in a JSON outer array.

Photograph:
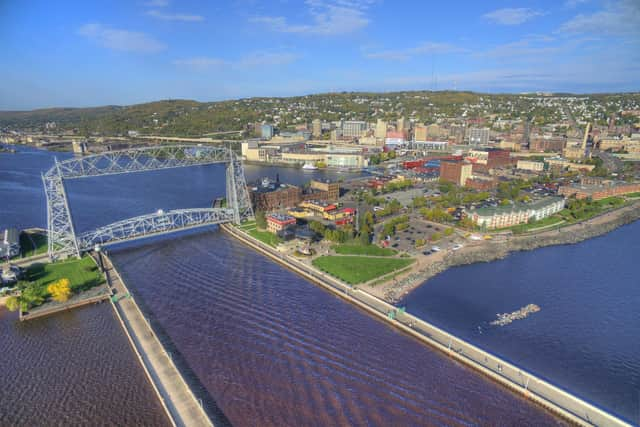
[[0, 0, 639, 110]]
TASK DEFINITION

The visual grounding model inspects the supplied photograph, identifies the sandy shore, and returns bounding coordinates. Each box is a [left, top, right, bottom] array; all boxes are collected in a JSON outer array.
[[360, 200, 640, 304]]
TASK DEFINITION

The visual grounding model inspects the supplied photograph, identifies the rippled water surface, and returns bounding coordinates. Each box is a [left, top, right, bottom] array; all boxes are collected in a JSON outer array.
[[111, 231, 564, 426], [0, 304, 171, 426], [401, 221, 640, 424]]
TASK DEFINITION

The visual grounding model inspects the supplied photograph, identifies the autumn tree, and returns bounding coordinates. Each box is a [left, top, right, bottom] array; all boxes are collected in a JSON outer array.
[[4, 296, 19, 312], [48, 278, 72, 302]]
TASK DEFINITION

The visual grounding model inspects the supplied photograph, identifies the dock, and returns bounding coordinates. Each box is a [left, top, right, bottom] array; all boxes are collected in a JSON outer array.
[[100, 253, 213, 427], [222, 223, 633, 427]]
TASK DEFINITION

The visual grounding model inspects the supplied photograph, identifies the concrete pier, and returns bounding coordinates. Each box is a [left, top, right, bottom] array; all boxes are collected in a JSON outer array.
[[101, 254, 213, 427], [222, 223, 633, 427]]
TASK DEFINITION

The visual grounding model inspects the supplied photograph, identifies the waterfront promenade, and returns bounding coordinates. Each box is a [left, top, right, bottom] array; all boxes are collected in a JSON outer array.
[[100, 254, 213, 427], [222, 223, 633, 427]]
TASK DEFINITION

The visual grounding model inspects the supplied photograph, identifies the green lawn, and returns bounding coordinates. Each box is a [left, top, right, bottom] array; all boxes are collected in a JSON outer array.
[[238, 220, 257, 230], [14, 256, 105, 311], [312, 256, 414, 284], [19, 232, 48, 257], [248, 229, 282, 247], [625, 192, 640, 199], [558, 197, 626, 223], [332, 244, 397, 256], [25, 256, 104, 293]]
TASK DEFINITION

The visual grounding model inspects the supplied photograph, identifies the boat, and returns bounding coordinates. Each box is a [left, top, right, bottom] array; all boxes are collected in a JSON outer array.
[[302, 162, 318, 170]]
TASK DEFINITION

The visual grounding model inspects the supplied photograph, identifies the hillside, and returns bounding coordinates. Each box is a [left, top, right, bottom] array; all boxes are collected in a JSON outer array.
[[1, 91, 639, 137]]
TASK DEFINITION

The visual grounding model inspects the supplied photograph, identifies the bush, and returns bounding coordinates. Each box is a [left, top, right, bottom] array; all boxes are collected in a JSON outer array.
[[431, 232, 442, 241], [444, 227, 454, 236], [5, 296, 19, 312]]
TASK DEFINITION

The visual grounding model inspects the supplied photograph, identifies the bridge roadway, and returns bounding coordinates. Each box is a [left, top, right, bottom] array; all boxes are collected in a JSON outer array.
[[100, 253, 213, 427], [222, 223, 633, 427]]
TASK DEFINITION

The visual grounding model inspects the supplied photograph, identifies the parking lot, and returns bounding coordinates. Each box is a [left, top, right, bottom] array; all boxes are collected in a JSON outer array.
[[376, 213, 464, 256]]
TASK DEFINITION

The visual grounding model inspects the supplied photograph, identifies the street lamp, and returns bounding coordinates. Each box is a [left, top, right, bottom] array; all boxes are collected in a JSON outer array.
[[94, 244, 104, 272]]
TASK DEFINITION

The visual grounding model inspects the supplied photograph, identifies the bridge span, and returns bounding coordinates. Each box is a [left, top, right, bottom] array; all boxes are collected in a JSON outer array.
[[76, 208, 236, 252], [43, 145, 253, 259]]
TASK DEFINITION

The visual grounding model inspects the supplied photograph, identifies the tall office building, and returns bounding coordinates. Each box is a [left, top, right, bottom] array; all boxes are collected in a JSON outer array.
[[312, 119, 322, 138], [261, 124, 274, 140], [397, 117, 406, 133], [450, 124, 466, 144], [342, 121, 367, 138], [414, 125, 428, 142], [375, 119, 387, 139], [468, 127, 490, 145]]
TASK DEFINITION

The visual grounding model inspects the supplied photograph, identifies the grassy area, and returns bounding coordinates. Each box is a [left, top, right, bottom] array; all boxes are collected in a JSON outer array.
[[13, 256, 105, 311], [247, 229, 282, 247], [558, 197, 626, 223], [332, 244, 397, 256], [312, 256, 414, 285], [19, 232, 48, 257], [25, 257, 104, 293], [238, 220, 257, 230], [507, 216, 566, 234], [625, 192, 640, 198]]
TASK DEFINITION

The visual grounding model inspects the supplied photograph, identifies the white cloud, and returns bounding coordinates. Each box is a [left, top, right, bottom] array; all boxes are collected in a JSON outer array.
[[77, 23, 166, 53], [364, 42, 465, 61], [173, 57, 227, 70], [144, 0, 169, 7], [559, 0, 640, 36], [146, 9, 204, 22], [174, 52, 299, 70], [483, 8, 545, 25], [249, 0, 373, 35], [564, 0, 589, 8]]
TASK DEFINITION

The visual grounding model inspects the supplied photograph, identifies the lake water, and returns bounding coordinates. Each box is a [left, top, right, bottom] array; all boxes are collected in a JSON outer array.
[[400, 221, 640, 424]]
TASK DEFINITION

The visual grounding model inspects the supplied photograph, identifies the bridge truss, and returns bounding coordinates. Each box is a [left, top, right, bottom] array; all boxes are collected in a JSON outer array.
[[43, 145, 254, 259], [76, 208, 236, 252]]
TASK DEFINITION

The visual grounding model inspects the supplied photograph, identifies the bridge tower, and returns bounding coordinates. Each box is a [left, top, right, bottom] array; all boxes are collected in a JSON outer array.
[[225, 151, 254, 224]]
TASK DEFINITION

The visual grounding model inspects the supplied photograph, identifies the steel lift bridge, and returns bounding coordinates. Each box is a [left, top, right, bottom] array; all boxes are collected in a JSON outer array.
[[42, 145, 254, 259]]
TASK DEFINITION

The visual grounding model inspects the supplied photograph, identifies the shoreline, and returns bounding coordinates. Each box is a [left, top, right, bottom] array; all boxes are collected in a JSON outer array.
[[375, 200, 640, 303]]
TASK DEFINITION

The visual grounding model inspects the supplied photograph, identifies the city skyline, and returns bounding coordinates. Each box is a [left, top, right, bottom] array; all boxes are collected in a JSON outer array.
[[1, 0, 639, 110]]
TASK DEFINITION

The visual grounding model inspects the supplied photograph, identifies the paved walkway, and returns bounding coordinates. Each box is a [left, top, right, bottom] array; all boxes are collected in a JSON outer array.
[[102, 254, 212, 427]]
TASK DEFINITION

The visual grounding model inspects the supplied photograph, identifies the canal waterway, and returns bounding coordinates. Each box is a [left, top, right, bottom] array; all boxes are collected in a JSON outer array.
[[400, 221, 640, 424], [109, 231, 563, 426]]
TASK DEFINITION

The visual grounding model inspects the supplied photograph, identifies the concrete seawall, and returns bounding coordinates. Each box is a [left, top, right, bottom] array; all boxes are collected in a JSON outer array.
[[222, 223, 633, 427], [101, 254, 213, 427]]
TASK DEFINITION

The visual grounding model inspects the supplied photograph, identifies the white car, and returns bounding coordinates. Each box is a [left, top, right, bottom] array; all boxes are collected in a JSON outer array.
[[452, 244, 463, 251], [431, 246, 441, 252]]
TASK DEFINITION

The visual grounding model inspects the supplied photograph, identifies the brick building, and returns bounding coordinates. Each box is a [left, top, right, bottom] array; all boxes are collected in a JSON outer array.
[[440, 161, 473, 186], [266, 214, 297, 234], [530, 137, 566, 152], [558, 180, 640, 201]]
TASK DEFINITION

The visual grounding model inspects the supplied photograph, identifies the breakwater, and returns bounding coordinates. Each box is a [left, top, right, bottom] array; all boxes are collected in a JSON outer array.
[[102, 253, 213, 427], [222, 223, 633, 427]]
